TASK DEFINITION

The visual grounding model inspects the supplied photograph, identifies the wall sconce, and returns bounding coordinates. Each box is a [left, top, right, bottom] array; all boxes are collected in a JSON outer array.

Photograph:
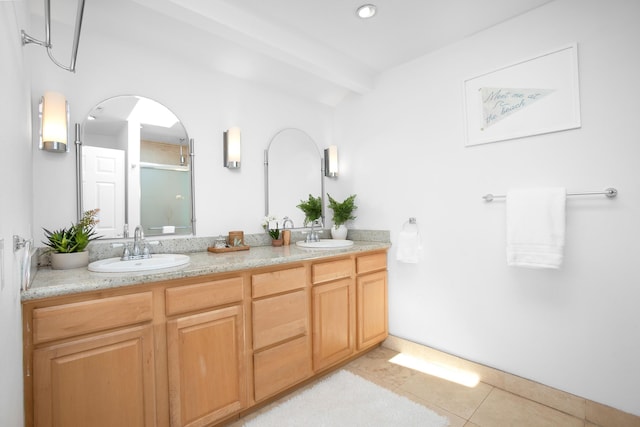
[[224, 127, 241, 168], [39, 92, 69, 153], [324, 145, 339, 178]]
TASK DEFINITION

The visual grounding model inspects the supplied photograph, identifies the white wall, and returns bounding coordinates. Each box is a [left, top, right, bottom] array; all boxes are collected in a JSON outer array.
[[0, 2, 31, 425], [335, 0, 640, 416], [30, 20, 334, 242]]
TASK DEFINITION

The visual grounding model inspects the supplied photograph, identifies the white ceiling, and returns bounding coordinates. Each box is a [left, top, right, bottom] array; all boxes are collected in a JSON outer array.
[[34, 0, 554, 105], [223, 0, 553, 72]]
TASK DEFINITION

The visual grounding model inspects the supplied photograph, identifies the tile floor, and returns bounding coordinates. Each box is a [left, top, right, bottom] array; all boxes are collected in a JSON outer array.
[[231, 346, 604, 427]]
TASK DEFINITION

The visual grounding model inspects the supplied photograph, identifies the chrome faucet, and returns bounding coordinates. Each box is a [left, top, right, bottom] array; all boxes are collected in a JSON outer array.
[[121, 225, 151, 260], [306, 219, 320, 243], [133, 225, 144, 256]]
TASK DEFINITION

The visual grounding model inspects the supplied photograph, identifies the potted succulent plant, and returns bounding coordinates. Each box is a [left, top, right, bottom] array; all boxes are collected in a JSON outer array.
[[43, 209, 101, 269], [327, 194, 357, 239], [296, 194, 322, 226]]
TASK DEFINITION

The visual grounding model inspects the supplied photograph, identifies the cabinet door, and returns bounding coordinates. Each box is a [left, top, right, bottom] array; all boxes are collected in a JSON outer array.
[[166, 305, 245, 427], [357, 271, 388, 350], [33, 325, 156, 427], [312, 278, 355, 371]]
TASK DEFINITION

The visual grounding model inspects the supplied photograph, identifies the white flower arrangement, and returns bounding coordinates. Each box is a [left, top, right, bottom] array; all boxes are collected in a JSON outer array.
[[261, 215, 278, 230], [261, 215, 281, 239]]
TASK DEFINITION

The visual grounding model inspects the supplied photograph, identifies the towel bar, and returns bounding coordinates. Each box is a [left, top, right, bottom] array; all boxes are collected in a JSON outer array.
[[482, 187, 618, 202]]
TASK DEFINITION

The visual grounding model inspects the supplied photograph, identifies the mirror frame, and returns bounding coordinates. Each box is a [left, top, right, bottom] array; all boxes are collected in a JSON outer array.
[[76, 96, 197, 239], [264, 128, 325, 228]]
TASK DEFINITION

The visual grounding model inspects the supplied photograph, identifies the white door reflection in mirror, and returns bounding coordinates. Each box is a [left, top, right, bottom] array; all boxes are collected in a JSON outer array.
[[82, 146, 125, 238]]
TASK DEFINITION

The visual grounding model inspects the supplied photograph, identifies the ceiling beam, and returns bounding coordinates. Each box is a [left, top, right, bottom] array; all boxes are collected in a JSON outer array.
[[132, 0, 376, 95]]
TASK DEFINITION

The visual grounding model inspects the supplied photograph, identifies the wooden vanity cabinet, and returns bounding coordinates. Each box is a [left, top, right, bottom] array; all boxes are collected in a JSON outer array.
[[356, 252, 389, 350], [25, 292, 157, 427], [311, 251, 389, 372], [251, 266, 312, 402], [165, 276, 246, 427], [23, 248, 388, 427], [311, 258, 356, 371]]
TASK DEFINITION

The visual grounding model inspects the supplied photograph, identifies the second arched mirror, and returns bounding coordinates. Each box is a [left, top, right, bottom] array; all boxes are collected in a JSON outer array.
[[264, 128, 324, 229], [79, 96, 195, 239]]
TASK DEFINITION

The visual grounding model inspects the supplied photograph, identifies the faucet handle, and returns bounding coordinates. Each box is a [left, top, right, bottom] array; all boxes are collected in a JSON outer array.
[[121, 244, 131, 260]]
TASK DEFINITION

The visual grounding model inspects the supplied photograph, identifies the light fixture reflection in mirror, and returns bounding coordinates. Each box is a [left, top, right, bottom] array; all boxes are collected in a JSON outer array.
[[80, 96, 195, 239], [324, 145, 338, 178]]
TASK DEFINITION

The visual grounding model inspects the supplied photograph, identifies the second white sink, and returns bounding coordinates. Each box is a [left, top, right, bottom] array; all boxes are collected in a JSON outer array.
[[88, 254, 190, 273], [295, 239, 354, 249]]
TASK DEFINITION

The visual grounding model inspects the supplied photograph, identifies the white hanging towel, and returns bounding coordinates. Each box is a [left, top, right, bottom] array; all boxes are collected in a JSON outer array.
[[506, 187, 566, 269], [396, 218, 422, 264]]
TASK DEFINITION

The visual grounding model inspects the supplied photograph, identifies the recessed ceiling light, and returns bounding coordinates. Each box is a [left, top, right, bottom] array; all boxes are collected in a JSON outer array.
[[356, 4, 377, 19]]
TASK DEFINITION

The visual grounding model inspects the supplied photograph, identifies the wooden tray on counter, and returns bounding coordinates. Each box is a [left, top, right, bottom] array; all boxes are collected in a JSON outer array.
[[207, 245, 250, 253]]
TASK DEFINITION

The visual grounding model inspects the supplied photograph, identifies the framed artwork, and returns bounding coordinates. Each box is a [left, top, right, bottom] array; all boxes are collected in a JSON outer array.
[[463, 43, 581, 146]]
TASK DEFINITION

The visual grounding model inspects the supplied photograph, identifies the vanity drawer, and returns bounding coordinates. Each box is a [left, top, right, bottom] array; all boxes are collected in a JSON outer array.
[[32, 292, 153, 344], [165, 277, 243, 316], [252, 289, 308, 350], [253, 335, 311, 401], [312, 258, 353, 284], [356, 252, 387, 275], [252, 266, 306, 298]]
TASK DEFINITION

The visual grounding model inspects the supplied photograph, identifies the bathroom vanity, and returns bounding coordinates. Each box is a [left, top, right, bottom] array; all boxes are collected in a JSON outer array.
[[21, 242, 389, 427]]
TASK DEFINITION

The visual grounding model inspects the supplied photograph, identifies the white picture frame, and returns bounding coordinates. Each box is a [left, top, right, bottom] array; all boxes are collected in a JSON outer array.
[[463, 43, 581, 147]]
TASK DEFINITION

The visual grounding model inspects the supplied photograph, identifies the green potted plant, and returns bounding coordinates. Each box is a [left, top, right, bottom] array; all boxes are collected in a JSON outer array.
[[43, 209, 101, 269], [327, 194, 357, 239], [296, 194, 322, 226]]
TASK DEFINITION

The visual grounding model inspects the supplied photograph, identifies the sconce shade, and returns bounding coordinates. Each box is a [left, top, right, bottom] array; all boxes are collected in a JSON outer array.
[[40, 92, 69, 152], [324, 145, 339, 177], [224, 127, 241, 168]]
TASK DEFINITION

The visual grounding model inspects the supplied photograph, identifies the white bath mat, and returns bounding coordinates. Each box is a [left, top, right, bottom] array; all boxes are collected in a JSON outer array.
[[243, 370, 449, 427]]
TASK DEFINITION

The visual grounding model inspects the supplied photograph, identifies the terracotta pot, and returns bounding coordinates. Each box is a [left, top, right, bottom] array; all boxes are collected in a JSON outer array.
[[51, 251, 89, 270], [271, 239, 283, 247], [331, 224, 348, 240]]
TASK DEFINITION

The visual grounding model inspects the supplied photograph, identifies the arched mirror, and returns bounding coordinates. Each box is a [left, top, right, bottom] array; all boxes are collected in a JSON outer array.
[[79, 95, 195, 239], [264, 128, 324, 229]]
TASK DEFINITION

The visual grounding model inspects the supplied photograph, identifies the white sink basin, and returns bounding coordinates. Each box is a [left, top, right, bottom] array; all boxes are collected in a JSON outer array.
[[88, 254, 190, 273], [295, 239, 354, 249]]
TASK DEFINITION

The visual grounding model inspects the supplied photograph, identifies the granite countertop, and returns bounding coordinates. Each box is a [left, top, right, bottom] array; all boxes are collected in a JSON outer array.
[[23, 240, 391, 302]]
